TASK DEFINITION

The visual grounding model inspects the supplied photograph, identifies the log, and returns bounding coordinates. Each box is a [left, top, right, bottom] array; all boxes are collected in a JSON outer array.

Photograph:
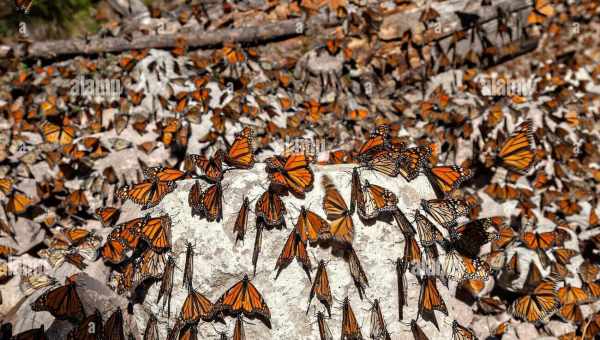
[[0, 18, 307, 59]]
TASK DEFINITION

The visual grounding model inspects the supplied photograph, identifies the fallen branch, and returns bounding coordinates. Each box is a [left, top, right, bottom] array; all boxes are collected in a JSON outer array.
[[0, 18, 307, 59]]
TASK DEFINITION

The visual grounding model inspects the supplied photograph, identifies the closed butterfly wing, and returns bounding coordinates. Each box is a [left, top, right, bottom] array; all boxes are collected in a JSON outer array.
[[200, 183, 223, 222], [496, 120, 535, 174], [225, 127, 255, 169], [233, 316, 245, 340], [369, 299, 390, 340], [322, 175, 353, 244], [341, 297, 363, 340], [296, 206, 330, 243], [411, 320, 429, 340], [234, 197, 249, 243], [141, 215, 172, 251], [347, 246, 369, 300], [143, 314, 159, 340], [104, 308, 125, 340], [307, 260, 333, 316], [418, 276, 448, 330], [255, 188, 286, 227], [316, 311, 334, 340]]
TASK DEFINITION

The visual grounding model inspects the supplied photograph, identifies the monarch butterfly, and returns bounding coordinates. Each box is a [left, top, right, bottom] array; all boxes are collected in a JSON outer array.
[[357, 125, 391, 162], [255, 187, 286, 227], [421, 199, 470, 229], [225, 127, 255, 169], [189, 181, 223, 222], [495, 120, 535, 174], [104, 307, 125, 340], [95, 207, 121, 227], [452, 320, 476, 340], [361, 150, 403, 177], [307, 260, 333, 316], [508, 279, 559, 323], [322, 175, 354, 245], [520, 231, 555, 267], [186, 150, 225, 183], [143, 166, 188, 182], [579, 261, 600, 283], [252, 222, 263, 277], [341, 297, 363, 339], [20, 272, 58, 296], [180, 286, 214, 323], [0, 178, 13, 194], [31, 275, 85, 322], [143, 314, 159, 340], [395, 258, 408, 321], [233, 315, 246, 340], [493, 224, 516, 250], [212, 274, 271, 327], [265, 154, 314, 198], [151, 255, 174, 316], [557, 285, 589, 305], [61, 189, 89, 214], [558, 303, 584, 325], [346, 245, 369, 300], [369, 299, 391, 340], [140, 215, 171, 251], [579, 281, 600, 308], [295, 206, 331, 244], [40, 120, 76, 145], [100, 233, 129, 264], [392, 208, 417, 236], [476, 296, 505, 314], [417, 276, 448, 330], [134, 248, 167, 283], [67, 309, 103, 340], [425, 165, 473, 199], [550, 261, 572, 281], [178, 324, 198, 340], [234, 197, 249, 244], [403, 233, 423, 265], [414, 210, 444, 246], [484, 183, 520, 202], [410, 319, 428, 340], [117, 179, 176, 210], [316, 311, 334, 340], [446, 217, 501, 258], [527, 0, 554, 24], [274, 229, 312, 281], [357, 180, 398, 220], [397, 144, 436, 181], [552, 248, 578, 265], [5, 191, 32, 215]]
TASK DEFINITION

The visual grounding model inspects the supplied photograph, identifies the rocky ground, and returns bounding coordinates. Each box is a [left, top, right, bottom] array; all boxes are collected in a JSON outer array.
[[0, 0, 599, 339]]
